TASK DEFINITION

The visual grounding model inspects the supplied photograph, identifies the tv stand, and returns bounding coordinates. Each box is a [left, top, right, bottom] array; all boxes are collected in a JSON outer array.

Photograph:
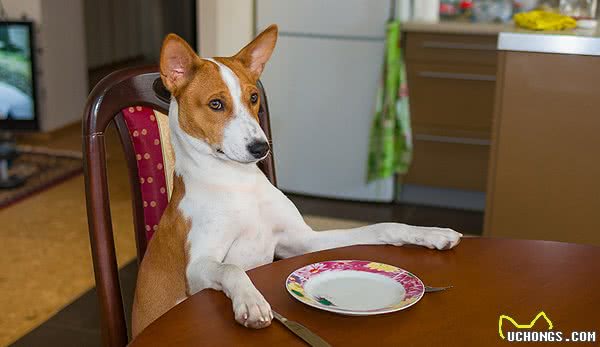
[[0, 132, 26, 189]]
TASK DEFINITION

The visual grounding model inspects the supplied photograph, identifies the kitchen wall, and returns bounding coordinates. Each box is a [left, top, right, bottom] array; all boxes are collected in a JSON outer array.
[[1, 0, 42, 20], [197, 0, 254, 57]]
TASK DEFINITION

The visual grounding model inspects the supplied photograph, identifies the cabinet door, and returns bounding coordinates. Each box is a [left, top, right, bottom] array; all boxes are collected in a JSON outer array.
[[486, 52, 600, 244], [405, 139, 490, 191], [406, 32, 498, 66], [256, 0, 389, 37], [260, 35, 394, 201], [406, 62, 496, 138]]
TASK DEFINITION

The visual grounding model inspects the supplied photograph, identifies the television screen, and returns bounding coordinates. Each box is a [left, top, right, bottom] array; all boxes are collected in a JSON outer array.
[[0, 21, 38, 130]]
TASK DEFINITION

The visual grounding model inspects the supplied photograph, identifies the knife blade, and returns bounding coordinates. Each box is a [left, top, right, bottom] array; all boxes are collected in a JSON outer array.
[[272, 310, 332, 347]]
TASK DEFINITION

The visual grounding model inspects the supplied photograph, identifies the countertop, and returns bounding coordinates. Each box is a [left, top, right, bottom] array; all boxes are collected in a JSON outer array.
[[402, 20, 600, 56], [498, 27, 600, 56], [402, 20, 511, 35]]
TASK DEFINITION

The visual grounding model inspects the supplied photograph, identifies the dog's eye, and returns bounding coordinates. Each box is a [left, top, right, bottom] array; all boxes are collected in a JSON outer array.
[[250, 93, 258, 105], [209, 99, 223, 110]]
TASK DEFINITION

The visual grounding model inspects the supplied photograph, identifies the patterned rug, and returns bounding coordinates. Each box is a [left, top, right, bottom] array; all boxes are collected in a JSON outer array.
[[0, 146, 83, 209]]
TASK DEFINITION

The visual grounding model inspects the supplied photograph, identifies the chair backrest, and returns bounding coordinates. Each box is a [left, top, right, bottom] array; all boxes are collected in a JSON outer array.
[[82, 65, 276, 347]]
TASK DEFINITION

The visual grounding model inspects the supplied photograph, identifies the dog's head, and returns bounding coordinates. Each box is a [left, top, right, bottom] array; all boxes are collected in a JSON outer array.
[[160, 25, 278, 163]]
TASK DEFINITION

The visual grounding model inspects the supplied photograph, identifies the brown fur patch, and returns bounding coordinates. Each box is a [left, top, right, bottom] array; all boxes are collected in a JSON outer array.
[[131, 174, 189, 337], [233, 24, 278, 79], [159, 27, 277, 147], [175, 60, 237, 146], [159, 34, 198, 95]]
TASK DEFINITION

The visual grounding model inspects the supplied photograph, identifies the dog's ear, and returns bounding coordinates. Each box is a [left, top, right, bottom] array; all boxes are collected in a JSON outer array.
[[234, 24, 278, 79], [160, 34, 198, 94]]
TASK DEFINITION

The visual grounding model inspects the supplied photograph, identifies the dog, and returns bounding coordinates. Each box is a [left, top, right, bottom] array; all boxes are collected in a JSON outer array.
[[131, 24, 462, 336]]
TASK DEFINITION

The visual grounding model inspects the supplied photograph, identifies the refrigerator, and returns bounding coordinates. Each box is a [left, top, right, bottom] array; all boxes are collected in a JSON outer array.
[[256, 0, 395, 202]]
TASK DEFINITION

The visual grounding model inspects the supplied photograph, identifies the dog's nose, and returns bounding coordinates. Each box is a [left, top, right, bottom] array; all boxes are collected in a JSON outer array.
[[247, 140, 269, 159]]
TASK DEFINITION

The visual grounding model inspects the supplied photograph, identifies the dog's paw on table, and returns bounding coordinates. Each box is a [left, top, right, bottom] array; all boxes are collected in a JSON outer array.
[[379, 224, 463, 250], [232, 287, 273, 329]]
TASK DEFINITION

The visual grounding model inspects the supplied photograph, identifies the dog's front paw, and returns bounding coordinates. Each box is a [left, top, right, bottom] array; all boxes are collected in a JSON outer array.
[[409, 227, 463, 250], [380, 224, 462, 250], [232, 287, 273, 329]]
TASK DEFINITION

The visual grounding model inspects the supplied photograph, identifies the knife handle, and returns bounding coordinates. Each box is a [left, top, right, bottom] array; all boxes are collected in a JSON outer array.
[[272, 311, 332, 347]]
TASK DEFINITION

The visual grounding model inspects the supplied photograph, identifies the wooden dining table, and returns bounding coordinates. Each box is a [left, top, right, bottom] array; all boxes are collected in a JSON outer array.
[[130, 238, 600, 346]]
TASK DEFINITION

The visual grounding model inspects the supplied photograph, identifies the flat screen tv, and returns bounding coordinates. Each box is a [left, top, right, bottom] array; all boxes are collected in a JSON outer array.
[[0, 21, 38, 130]]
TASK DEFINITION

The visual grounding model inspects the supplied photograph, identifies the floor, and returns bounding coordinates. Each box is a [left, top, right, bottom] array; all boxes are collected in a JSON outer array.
[[290, 194, 483, 235], [4, 122, 483, 346], [1, 124, 138, 346]]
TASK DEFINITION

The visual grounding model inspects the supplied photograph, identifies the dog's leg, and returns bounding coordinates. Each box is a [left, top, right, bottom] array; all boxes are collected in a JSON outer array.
[[186, 257, 272, 328], [276, 223, 462, 259]]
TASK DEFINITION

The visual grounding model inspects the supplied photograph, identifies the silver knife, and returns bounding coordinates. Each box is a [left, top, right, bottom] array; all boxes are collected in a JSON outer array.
[[272, 310, 332, 347]]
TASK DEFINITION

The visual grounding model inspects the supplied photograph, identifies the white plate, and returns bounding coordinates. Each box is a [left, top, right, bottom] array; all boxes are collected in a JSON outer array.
[[285, 260, 425, 316]]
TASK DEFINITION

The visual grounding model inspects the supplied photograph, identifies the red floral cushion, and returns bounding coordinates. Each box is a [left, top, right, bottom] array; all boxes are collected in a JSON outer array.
[[122, 106, 169, 241]]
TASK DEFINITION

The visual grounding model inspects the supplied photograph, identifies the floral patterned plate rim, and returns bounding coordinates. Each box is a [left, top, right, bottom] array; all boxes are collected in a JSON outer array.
[[285, 260, 425, 316]]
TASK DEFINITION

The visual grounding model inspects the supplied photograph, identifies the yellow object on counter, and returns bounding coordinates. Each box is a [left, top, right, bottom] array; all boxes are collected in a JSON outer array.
[[514, 10, 577, 30]]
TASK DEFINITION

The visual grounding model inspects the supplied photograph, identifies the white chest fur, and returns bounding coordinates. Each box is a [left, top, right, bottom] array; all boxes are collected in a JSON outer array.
[[179, 173, 279, 270], [168, 98, 288, 274]]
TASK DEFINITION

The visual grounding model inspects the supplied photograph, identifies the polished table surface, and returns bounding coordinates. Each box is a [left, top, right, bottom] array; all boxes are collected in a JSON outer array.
[[131, 238, 600, 346]]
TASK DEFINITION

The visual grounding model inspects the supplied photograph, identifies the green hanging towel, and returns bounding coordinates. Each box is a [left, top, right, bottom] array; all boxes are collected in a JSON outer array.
[[367, 20, 412, 183]]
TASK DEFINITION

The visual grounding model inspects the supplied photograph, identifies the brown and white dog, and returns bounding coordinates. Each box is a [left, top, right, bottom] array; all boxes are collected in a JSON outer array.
[[131, 25, 462, 336]]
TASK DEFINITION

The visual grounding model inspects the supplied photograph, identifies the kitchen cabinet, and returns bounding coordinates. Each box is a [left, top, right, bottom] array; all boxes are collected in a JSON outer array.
[[406, 62, 496, 137], [405, 32, 497, 65], [407, 139, 490, 191], [485, 31, 600, 245], [401, 28, 499, 209]]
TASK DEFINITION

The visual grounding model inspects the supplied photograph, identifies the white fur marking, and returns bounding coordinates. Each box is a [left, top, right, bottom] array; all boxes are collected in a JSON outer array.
[[206, 58, 243, 114]]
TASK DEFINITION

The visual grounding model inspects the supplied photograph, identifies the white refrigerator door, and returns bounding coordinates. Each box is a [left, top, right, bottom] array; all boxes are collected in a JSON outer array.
[[257, 0, 394, 202], [260, 35, 394, 202], [256, 0, 391, 37]]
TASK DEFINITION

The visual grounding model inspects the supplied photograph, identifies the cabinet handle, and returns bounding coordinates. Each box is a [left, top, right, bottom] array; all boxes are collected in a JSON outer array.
[[422, 41, 497, 51], [418, 71, 496, 82], [415, 134, 491, 146]]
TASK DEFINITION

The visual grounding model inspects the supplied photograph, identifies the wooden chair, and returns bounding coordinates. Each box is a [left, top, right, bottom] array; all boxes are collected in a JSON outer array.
[[82, 65, 276, 347]]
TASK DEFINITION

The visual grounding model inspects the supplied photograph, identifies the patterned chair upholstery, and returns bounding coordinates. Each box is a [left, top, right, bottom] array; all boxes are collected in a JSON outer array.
[[121, 106, 173, 242]]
